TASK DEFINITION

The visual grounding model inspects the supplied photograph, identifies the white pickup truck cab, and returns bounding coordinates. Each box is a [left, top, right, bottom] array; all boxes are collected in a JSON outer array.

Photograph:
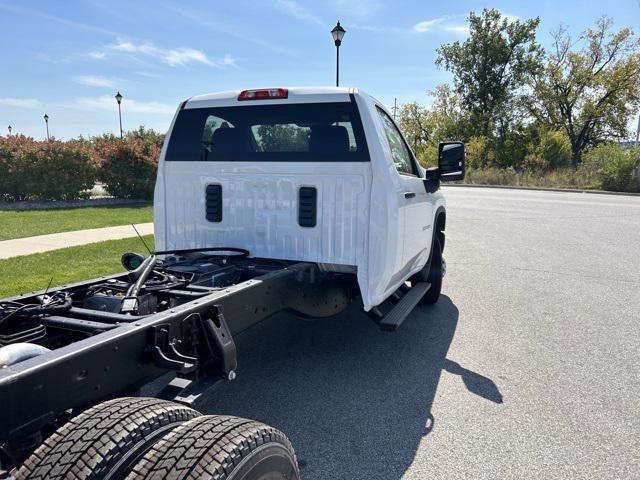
[[154, 87, 465, 313]]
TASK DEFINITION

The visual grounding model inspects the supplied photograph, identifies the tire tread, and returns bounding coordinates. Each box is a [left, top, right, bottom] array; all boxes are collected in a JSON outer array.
[[128, 415, 299, 480], [15, 397, 199, 480]]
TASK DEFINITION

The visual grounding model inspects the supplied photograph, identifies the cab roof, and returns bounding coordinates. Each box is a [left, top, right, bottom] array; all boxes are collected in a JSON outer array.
[[185, 86, 365, 109]]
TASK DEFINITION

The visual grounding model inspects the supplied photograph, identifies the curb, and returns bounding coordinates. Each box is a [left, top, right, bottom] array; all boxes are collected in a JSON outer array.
[[443, 183, 640, 197]]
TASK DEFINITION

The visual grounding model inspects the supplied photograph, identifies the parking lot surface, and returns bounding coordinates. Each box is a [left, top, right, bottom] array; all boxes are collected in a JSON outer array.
[[199, 186, 640, 479]]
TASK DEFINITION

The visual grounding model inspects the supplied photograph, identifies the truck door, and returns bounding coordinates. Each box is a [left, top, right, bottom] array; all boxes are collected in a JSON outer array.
[[375, 107, 432, 270]]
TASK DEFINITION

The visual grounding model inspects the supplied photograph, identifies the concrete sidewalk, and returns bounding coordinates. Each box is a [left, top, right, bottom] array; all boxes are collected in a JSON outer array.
[[0, 223, 154, 259]]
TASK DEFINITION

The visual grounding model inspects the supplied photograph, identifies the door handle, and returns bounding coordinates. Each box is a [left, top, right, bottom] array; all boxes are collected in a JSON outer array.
[[404, 192, 416, 199]]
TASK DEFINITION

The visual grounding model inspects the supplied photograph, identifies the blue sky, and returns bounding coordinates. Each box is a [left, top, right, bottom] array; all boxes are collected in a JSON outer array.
[[0, 0, 638, 139]]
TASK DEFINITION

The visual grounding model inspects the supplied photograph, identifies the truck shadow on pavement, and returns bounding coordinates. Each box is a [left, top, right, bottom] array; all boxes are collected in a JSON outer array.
[[199, 295, 501, 480]]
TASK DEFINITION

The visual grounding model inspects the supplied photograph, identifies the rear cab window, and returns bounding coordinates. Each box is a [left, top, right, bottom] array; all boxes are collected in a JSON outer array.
[[166, 102, 369, 162]]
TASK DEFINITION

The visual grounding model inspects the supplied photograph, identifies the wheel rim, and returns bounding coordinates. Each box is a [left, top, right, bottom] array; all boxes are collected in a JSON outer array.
[[228, 444, 299, 480]]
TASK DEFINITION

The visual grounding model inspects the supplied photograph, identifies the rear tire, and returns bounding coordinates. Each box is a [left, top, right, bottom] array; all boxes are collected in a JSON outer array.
[[15, 397, 199, 480], [128, 415, 300, 480]]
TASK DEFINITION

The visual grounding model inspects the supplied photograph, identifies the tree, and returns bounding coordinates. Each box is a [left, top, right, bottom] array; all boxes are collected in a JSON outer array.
[[527, 18, 640, 166], [436, 9, 541, 165], [427, 84, 471, 142], [397, 86, 471, 166], [436, 9, 541, 136], [397, 102, 430, 153]]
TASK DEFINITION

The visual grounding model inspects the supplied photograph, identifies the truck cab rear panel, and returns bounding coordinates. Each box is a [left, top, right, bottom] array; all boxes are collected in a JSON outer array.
[[154, 87, 445, 310]]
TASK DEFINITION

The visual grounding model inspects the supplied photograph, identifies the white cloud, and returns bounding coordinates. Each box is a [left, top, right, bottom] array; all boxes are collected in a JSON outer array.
[[273, 0, 323, 26], [163, 48, 211, 67], [0, 98, 41, 108], [413, 11, 520, 36], [72, 95, 175, 115], [73, 75, 120, 88], [88, 51, 106, 60], [413, 18, 446, 33], [412, 16, 468, 36], [105, 40, 235, 68], [218, 54, 237, 67]]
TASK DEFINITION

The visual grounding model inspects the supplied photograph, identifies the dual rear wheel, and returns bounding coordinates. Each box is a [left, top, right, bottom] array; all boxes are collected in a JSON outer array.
[[15, 397, 299, 480]]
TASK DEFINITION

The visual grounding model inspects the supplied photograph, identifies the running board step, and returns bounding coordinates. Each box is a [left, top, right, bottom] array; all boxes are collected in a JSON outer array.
[[378, 282, 430, 331]]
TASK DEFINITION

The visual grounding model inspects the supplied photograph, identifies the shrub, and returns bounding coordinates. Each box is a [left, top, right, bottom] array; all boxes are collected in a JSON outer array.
[[463, 166, 600, 190], [524, 130, 571, 170], [464, 167, 518, 185], [465, 136, 489, 170], [95, 138, 160, 199], [583, 143, 640, 192], [0, 135, 95, 201], [415, 142, 438, 168], [125, 126, 166, 149]]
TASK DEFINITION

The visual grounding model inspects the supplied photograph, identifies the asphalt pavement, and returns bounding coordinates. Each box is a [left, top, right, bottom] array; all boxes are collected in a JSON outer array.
[[197, 186, 640, 479]]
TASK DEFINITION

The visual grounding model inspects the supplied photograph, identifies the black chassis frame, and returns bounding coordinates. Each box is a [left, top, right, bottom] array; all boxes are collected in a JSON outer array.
[[0, 261, 352, 451]]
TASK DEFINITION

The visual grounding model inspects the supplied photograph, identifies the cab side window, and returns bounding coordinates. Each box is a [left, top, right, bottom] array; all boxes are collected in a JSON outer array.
[[376, 107, 416, 176]]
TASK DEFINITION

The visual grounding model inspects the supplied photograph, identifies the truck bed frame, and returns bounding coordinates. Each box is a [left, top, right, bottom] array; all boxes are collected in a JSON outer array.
[[0, 256, 352, 466]]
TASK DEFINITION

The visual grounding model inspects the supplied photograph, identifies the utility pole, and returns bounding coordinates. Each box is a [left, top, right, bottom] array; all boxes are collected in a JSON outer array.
[[392, 98, 397, 120]]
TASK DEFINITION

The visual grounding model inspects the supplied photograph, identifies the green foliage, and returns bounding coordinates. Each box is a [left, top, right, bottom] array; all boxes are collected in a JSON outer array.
[[399, 14, 640, 192], [0, 235, 154, 298], [0, 206, 152, 241], [492, 133, 529, 169], [399, 86, 472, 167], [464, 136, 489, 170], [464, 167, 601, 190], [416, 143, 437, 168], [524, 130, 572, 170], [95, 138, 160, 200], [0, 135, 95, 202], [528, 18, 640, 165], [125, 126, 165, 149], [583, 144, 640, 192], [398, 102, 431, 158], [436, 8, 541, 141]]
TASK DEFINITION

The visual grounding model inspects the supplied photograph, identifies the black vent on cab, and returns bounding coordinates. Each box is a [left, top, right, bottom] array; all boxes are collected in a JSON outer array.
[[205, 184, 222, 222], [298, 186, 317, 228]]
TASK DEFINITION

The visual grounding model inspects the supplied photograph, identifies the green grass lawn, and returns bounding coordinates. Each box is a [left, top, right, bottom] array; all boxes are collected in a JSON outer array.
[[0, 205, 153, 241], [0, 235, 154, 298]]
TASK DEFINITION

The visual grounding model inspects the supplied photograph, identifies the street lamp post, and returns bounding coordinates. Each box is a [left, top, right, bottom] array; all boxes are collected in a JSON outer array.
[[44, 114, 50, 141], [331, 21, 346, 87], [115, 91, 123, 138]]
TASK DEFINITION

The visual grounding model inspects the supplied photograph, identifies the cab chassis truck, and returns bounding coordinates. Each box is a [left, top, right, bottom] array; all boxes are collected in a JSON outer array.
[[0, 87, 465, 480]]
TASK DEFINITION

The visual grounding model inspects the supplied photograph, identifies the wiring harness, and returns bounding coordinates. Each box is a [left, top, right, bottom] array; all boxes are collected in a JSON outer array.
[[0, 292, 72, 327]]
